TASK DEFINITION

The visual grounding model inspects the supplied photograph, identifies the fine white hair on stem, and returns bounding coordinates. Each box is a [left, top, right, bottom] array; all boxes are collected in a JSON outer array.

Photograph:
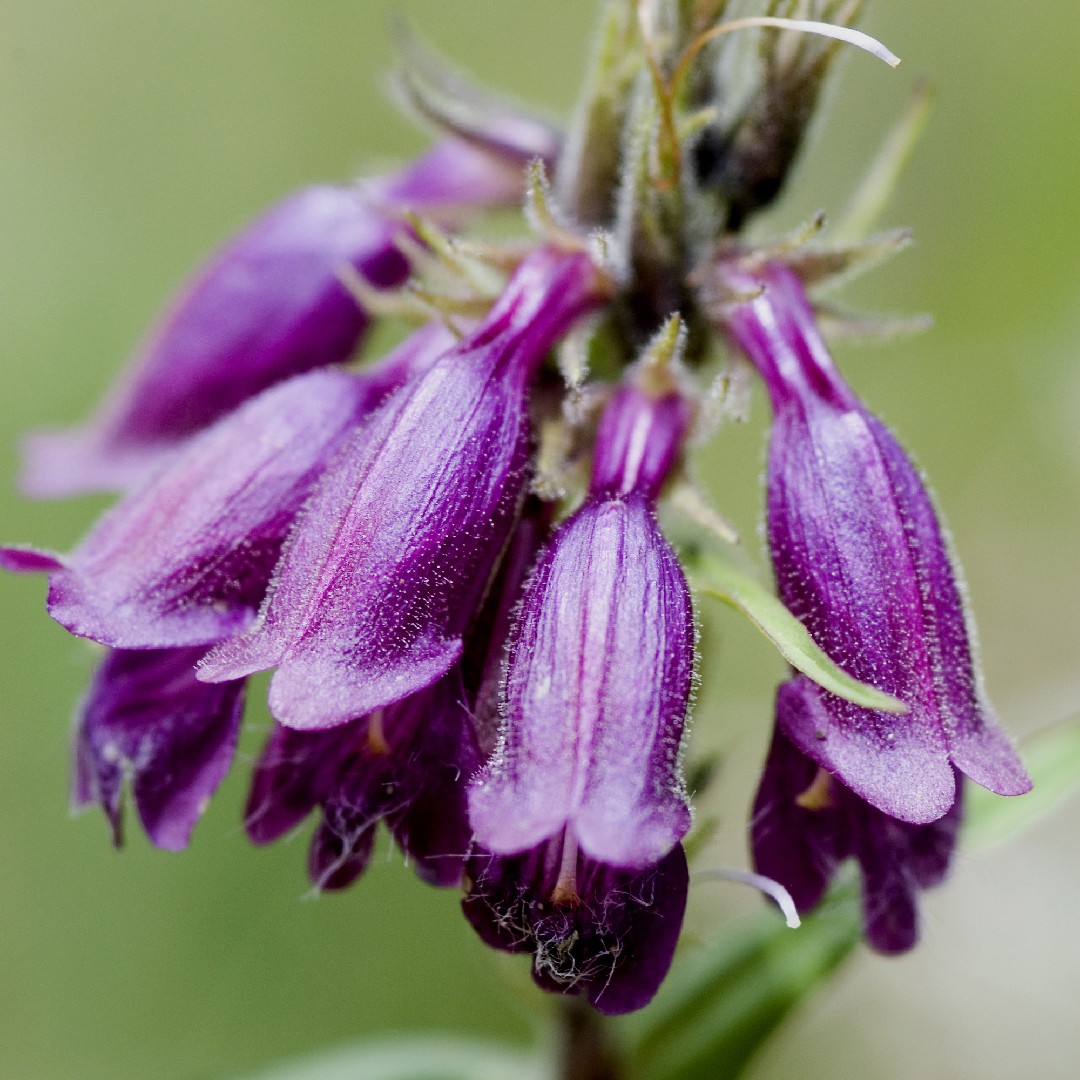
[[694, 866, 802, 928]]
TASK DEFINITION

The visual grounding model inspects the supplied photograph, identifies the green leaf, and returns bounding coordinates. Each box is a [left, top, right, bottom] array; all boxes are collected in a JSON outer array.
[[233, 1036, 547, 1080], [965, 713, 1080, 850], [624, 883, 861, 1080], [693, 553, 907, 714]]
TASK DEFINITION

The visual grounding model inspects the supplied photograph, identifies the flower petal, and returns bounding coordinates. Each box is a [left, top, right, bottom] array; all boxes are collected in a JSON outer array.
[[777, 675, 956, 824], [751, 718, 964, 953], [43, 369, 381, 649], [72, 647, 244, 850], [200, 248, 605, 729], [461, 840, 688, 1015], [470, 496, 693, 868]]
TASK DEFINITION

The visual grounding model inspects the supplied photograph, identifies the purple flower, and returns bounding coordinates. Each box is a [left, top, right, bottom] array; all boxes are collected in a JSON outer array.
[[245, 669, 478, 890], [469, 379, 695, 869], [464, 373, 693, 1012], [463, 841, 688, 1016], [752, 710, 962, 953], [71, 647, 245, 851], [198, 246, 607, 730], [719, 261, 1030, 825], [4, 326, 454, 649], [22, 140, 528, 498]]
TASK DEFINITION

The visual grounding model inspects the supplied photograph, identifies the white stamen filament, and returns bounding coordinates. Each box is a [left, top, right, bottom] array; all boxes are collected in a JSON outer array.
[[695, 867, 802, 928], [703, 17, 900, 68], [672, 16, 900, 98]]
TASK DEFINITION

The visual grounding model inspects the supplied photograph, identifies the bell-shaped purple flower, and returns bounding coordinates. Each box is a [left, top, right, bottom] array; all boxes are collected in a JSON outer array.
[[752, 707, 962, 953], [71, 647, 246, 851], [245, 669, 478, 891], [22, 140, 528, 497], [3, 327, 453, 650], [468, 378, 695, 870], [199, 246, 607, 730], [719, 261, 1029, 824], [462, 841, 688, 1016]]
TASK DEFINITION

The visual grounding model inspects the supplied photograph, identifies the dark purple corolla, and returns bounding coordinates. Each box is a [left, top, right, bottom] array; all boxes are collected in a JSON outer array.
[[466, 371, 695, 1010], [463, 842, 689, 1016], [22, 140, 529, 497], [199, 246, 608, 730], [72, 647, 246, 851], [246, 669, 478, 890], [3, 323, 454, 650], [752, 707, 962, 953], [719, 260, 1029, 826]]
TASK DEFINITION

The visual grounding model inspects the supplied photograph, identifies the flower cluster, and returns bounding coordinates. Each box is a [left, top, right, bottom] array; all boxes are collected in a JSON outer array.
[[5, 2, 1029, 1013]]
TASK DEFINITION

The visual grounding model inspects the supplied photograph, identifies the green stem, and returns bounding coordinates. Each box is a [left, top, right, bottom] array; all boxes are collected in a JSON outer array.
[[556, 998, 626, 1080]]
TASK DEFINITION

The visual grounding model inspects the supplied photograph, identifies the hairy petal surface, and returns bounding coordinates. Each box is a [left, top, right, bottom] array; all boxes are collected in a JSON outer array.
[[25, 370, 383, 649], [721, 261, 1029, 822], [200, 248, 605, 729], [470, 496, 693, 868], [471, 378, 693, 867], [72, 647, 245, 851]]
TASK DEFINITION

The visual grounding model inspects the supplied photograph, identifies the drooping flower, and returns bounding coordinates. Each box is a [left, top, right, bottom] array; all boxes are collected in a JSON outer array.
[[751, 696, 963, 953], [4, 0, 1036, 1024], [3, 323, 454, 650], [22, 140, 530, 497], [246, 669, 478, 890], [199, 246, 608, 730], [717, 260, 1030, 825], [469, 373, 694, 868], [71, 646, 246, 851], [465, 358, 695, 1009]]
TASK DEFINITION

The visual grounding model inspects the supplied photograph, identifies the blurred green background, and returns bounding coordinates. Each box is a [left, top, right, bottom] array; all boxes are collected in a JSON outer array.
[[2, 2, 1079, 1078]]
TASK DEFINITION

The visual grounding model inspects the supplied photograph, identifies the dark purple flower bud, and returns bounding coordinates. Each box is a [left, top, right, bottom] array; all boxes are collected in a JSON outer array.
[[72, 647, 245, 850], [719, 261, 1029, 824], [22, 141, 525, 498], [4, 336, 452, 649], [469, 379, 694, 869], [199, 247, 608, 730], [246, 670, 478, 891], [752, 703, 962, 953], [462, 840, 688, 1015]]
